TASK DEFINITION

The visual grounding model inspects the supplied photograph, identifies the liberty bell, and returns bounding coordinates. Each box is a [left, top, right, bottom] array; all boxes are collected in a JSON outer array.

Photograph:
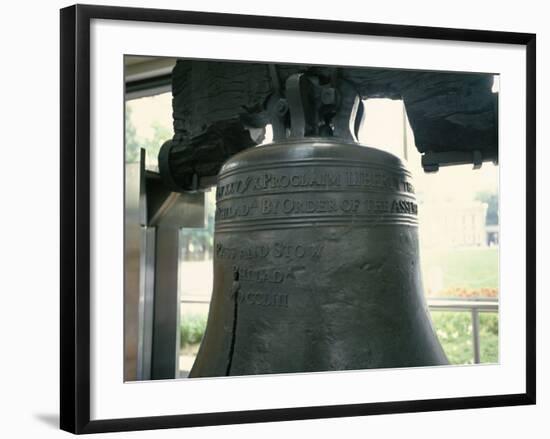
[[164, 68, 449, 377]]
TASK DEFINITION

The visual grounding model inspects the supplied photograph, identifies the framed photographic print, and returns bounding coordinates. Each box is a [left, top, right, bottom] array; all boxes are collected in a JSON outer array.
[[60, 4, 536, 434]]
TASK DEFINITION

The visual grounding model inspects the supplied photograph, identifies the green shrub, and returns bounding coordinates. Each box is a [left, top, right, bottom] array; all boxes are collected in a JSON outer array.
[[430, 311, 498, 365], [180, 314, 207, 348], [179, 311, 499, 365], [479, 313, 499, 363]]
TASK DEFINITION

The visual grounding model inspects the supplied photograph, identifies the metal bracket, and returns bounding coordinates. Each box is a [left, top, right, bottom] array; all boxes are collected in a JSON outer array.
[[265, 69, 362, 142]]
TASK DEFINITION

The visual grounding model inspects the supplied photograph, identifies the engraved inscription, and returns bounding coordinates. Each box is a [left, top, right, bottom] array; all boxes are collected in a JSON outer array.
[[364, 199, 390, 214], [217, 167, 415, 200], [345, 170, 415, 193], [216, 242, 324, 261], [216, 199, 259, 219], [233, 265, 296, 284], [216, 196, 417, 220], [233, 291, 289, 308], [390, 199, 418, 215], [230, 264, 307, 284], [263, 198, 360, 215], [217, 171, 343, 199]]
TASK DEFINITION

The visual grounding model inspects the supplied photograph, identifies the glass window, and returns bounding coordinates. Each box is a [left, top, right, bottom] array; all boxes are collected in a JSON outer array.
[[125, 92, 173, 171], [360, 99, 499, 365], [179, 190, 216, 376], [127, 91, 499, 373]]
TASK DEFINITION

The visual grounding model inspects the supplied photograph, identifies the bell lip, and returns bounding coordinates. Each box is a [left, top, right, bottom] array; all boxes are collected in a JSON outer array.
[[219, 136, 409, 176]]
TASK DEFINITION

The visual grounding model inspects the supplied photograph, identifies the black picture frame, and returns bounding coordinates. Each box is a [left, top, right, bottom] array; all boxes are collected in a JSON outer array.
[[60, 4, 536, 434]]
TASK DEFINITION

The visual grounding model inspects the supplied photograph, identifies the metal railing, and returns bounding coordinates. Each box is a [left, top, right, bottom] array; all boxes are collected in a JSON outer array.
[[180, 296, 499, 365], [427, 297, 498, 364]]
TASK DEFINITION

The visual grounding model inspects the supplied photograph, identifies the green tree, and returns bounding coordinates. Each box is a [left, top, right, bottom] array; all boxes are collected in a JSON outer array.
[[125, 104, 173, 167], [142, 120, 172, 167], [125, 104, 140, 162]]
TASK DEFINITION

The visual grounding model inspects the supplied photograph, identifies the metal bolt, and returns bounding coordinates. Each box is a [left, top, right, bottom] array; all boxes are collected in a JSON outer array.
[[275, 99, 288, 116], [321, 88, 337, 105]]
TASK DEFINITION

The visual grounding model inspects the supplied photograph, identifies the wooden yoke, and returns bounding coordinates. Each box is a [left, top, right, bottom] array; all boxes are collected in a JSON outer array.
[[158, 60, 498, 192]]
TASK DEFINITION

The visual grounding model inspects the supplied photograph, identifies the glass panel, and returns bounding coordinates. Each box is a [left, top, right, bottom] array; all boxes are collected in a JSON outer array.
[[359, 98, 499, 301], [416, 163, 499, 300], [125, 92, 173, 171], [360, 98, 408, 159], [179, 189, 215, 376], [430, 311, 475, 364], [124, 69, 500, 376], [360, 99, 499, 366], [479, 312, 499, 363], [429, 311, 499, 365]]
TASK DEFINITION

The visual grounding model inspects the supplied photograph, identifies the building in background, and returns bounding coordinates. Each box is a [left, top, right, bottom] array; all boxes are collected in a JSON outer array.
[[419, 200, 489, 249]]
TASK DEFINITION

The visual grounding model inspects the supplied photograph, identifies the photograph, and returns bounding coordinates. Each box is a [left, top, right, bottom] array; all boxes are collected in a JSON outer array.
[[2, 0, 546, 437], [124, 57, 500, 381], [58, 4, 536, 433]]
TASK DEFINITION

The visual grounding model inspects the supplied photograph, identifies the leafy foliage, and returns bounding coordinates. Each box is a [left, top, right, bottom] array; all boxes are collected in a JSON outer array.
[[431, 311, 498, 364], [479, 313, 499, 362], [125, 105, 140, 163], [180, 310, 499, 365], [180, 314, 208, 348], [125, 102, 173, 168]]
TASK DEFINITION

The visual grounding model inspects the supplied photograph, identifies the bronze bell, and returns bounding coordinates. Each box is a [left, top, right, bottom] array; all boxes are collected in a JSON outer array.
[[187, 72, 448, 377]]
